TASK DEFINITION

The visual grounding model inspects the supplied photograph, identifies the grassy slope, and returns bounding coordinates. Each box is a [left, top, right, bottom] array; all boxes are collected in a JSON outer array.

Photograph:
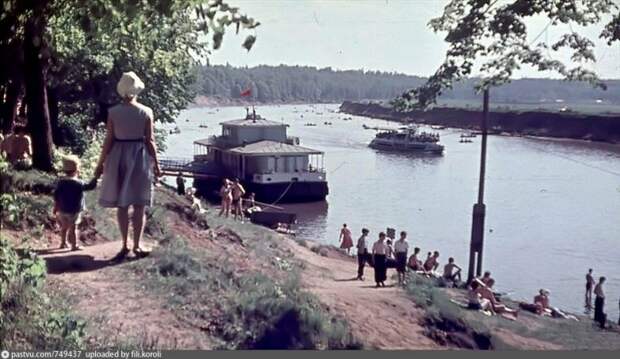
[[1, 168, 360, 349], [4, 167, 618, 350], [404, 273, 620, 350]]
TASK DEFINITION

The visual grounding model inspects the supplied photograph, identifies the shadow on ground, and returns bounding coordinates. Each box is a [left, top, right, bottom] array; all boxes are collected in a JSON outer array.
[[40, 252, 143, 274]]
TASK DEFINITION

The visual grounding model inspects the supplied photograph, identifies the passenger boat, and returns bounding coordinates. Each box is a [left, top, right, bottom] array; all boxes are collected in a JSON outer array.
[[189, 109, 329, 203], [368, 125, 444, 154]]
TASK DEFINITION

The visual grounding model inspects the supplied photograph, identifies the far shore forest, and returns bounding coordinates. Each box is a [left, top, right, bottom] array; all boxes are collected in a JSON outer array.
[[194, 65, 620, 106]]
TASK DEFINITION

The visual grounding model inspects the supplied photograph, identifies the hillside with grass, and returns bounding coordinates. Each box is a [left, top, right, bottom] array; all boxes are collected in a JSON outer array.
[[2, 154, 619, 350]]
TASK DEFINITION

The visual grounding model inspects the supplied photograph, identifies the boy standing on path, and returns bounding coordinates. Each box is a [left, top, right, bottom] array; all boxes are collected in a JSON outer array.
[[356, 228, 370, 280], [53, 156, 98, 250], [394, 231, 409, 286]]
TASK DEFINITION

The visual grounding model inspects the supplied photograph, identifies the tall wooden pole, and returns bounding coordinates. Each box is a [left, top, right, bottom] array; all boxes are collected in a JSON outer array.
[[467, 88, 489, 283]]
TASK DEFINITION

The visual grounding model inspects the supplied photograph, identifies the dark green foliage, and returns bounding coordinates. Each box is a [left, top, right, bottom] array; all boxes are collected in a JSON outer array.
[[0, 239, 86, 349]]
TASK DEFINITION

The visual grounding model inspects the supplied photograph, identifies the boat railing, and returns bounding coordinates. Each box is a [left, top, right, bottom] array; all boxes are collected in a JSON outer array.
[[159, 157, 195, 172], [254, 167, 325, 175]]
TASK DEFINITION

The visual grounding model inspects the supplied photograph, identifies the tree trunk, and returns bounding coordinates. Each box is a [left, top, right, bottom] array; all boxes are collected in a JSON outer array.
[[23, 17, 54, 171], [1, 79, 21, 134]]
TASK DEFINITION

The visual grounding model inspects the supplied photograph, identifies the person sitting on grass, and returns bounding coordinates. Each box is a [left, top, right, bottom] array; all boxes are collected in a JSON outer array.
[[1, 125, 32, 169], [244, 192, 262, 214], [475, 279, 519, 320], [53, 155, 97, 251], [407, 247, 424, 271], [186, 187, 206, 214], [519, 289, 576, 320], [442, 257, 462, 286], [480, 271, 494, 287], [468, 279, 494, 312], [423, 251, 440, 272]]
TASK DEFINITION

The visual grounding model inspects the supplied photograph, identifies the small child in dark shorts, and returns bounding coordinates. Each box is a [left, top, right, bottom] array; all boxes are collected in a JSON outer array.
[[53, 155, 97, 250]]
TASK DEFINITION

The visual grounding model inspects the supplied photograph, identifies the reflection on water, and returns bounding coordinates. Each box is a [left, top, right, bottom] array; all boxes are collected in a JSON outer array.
[[165, 103, 620, 319]]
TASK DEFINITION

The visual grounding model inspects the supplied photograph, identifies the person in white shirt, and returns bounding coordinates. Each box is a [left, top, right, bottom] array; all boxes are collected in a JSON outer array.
[[356, 228, 370, 280], [372, 232, 389, 287], [394, 231, 409, 286], [593, 276, 607, 328]]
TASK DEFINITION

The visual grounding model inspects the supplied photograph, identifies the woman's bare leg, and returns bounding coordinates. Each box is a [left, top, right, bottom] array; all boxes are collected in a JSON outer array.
[[131, 205, 146, 250], [117, 206, 130, 250]]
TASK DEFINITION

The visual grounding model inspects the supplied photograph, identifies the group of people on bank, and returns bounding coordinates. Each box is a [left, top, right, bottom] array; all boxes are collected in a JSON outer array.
[[340, 225, 463, 288], [340, 224, 618, 327]]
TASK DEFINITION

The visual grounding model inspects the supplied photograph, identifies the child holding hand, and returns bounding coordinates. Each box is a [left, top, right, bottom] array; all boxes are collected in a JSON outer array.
[[53, 155, 98, 250]]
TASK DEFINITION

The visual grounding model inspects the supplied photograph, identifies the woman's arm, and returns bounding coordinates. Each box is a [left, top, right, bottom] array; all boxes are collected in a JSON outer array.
[[94, 118, 115, 178], [144, 115, 161, 177]]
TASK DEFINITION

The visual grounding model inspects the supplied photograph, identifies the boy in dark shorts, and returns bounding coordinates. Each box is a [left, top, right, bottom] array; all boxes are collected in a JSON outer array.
[[53, 155, 98, 250]]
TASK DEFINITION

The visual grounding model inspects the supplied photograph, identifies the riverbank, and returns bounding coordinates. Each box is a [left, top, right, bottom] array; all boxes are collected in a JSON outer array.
[[2, 166, 619, 349], [339, 101, 620, 144]]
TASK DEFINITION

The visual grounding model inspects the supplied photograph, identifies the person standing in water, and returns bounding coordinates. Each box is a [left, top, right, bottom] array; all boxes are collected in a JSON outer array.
[[355, 228, 370, 281], [339, 223, 353, 255], [394, 231, 409, 286], [585, 268, 595, 310]]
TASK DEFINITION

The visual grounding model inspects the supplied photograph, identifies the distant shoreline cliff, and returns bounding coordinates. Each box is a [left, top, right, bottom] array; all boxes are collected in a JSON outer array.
[[339, 101, 620, 144]]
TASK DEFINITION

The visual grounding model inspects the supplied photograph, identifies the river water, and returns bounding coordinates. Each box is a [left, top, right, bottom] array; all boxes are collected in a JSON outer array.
[[164, 103, 620, 319]]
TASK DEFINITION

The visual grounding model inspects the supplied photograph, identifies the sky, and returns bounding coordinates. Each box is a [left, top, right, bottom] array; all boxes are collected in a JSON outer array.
[[210, 0, 620, 79]]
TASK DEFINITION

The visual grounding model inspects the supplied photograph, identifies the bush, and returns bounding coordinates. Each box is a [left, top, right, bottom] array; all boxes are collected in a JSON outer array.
[[134, 237, 361, 350], [0, 193, 54, 230], [0, 239, 86, 349], [225, 274, 361, 349]]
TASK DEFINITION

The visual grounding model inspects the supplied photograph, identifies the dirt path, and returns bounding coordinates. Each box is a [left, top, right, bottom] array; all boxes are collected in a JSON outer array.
[[41, 240, 213, 349], [286, 243, 439, 349]]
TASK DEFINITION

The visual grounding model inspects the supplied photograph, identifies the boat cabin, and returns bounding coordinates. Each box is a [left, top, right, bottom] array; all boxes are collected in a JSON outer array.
[[193, 113, 326, 184]]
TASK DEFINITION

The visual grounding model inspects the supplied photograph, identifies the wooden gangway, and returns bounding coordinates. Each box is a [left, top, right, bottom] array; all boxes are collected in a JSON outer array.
[[158, 157, 219, 178]]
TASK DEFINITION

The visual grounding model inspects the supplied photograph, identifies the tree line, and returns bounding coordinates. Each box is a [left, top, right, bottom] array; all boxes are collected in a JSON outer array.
[[195, 64, 620, 104]]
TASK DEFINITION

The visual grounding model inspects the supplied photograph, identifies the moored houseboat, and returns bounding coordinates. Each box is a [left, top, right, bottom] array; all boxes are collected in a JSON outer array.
[[190, 111, 328, 203]]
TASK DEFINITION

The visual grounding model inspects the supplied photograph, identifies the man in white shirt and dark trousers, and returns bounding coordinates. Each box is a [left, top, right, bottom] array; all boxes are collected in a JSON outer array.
[[593, 276, 607, 328], [394, 231, 409, 286], [356, 228, 370, 280]]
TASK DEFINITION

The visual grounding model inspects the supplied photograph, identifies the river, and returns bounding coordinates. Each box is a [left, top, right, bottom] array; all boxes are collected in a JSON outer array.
[[164, 103, 620, 319]]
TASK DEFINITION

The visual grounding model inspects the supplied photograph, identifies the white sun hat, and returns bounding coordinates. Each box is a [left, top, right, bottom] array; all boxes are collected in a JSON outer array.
[[116, 71, 145, 98]]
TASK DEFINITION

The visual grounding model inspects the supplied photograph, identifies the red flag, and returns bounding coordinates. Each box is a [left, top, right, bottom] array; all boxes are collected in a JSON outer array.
[[240, 87, 252, 97]]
